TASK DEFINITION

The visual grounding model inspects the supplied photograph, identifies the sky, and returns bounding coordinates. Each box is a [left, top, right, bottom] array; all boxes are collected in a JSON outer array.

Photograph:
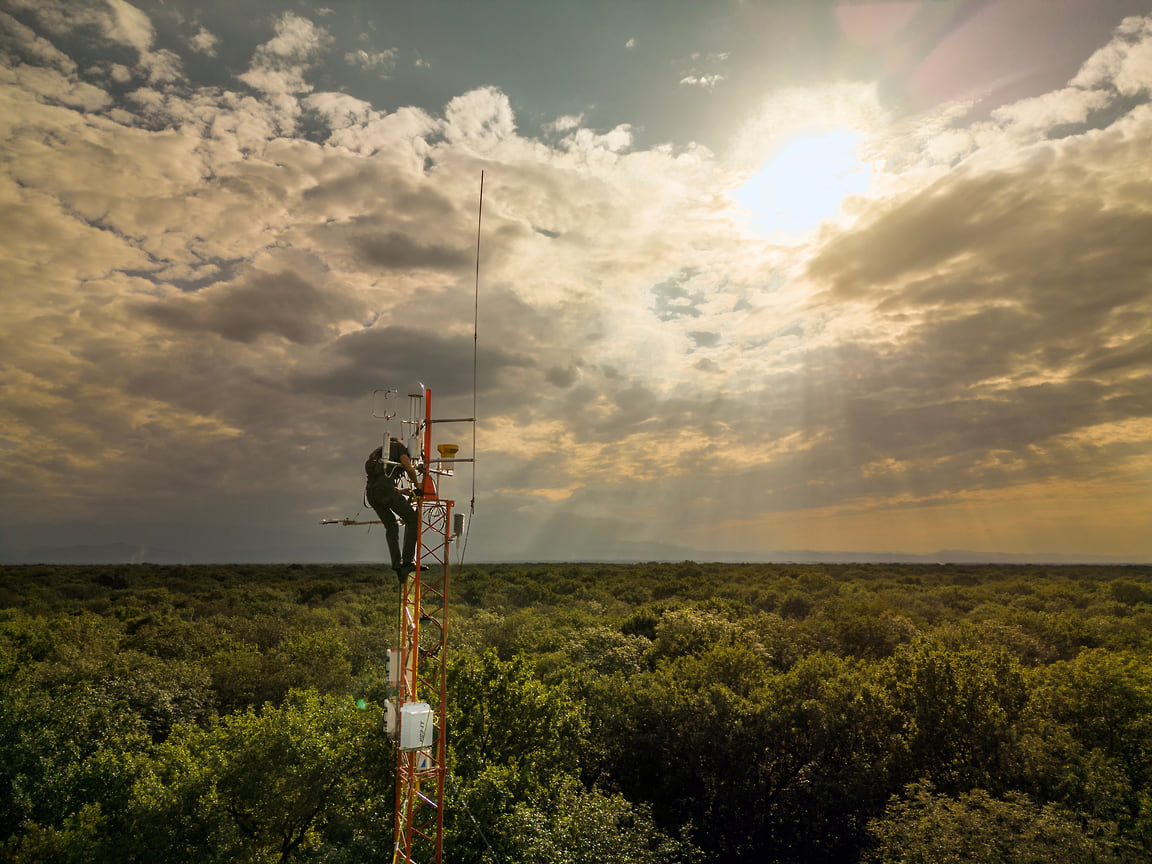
[[1, 0, 1150, 565]]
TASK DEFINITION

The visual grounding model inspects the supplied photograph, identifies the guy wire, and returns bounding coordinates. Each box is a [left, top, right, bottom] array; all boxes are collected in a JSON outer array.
[[472, 170, 483, 518], [457, 170, 483, 567]]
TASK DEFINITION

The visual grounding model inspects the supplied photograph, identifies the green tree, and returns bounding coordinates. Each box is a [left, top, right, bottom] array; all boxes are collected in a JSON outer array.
[[1025, 648, 1152, 857], [119, 690, 391, 863], [0, 612, 153, 850], [0, 683, 150, 862], [868, 783, 1123, 864], [877, 640, 1029, 793], [447, 650, 586, 790], [506, 779, 701, 864], [445, 650, 589, 862], [590, 647, 893, 863], [1031, 649, 1152, 790]]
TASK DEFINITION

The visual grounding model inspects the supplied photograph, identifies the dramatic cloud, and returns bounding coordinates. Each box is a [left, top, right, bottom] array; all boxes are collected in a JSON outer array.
[[134, 266, 368, 345], [1, 3, 1149, 563]]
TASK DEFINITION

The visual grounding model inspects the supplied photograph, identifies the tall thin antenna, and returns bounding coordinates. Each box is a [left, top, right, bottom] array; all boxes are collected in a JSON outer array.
[[471, 171, 483, 517]]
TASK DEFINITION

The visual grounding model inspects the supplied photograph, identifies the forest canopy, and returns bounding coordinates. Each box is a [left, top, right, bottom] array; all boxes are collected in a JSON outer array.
[[2, 561, 1150, 863]]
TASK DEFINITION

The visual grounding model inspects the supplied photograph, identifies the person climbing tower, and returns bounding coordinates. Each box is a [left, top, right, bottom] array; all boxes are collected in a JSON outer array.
[[365, 437, 422, 581]]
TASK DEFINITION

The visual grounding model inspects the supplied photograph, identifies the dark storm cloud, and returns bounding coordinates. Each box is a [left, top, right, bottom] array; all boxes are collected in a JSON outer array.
[[134, 269, 365, 344], [545, 365, 578, 388], [656, 375, 1151, 522], [894, 306, 1111, 394], [797, 123, 1152, 507], [564, 294, 1151, 521], [317, 206, 473, 272], [555, 376, 727, 442], [292, 325, 532, 400], [351, 230, 472, 271], [733, 338, 1152, 513], [1079, 334, 1152, 378], [302, 171, 481, 276], [808, 139, 1152, 307]]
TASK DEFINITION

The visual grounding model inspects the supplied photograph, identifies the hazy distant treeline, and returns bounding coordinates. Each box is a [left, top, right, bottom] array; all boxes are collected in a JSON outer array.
[[2, 561, 1150, 862]]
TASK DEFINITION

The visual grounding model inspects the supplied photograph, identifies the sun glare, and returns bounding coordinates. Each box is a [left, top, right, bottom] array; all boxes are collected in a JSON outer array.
[[734, 129, 871, 238]]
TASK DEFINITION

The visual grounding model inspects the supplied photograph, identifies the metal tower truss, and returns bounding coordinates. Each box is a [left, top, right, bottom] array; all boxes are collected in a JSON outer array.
[[393, 385, 472, 864], [324, 385, 471, 864], [392, 495, 451, 864]]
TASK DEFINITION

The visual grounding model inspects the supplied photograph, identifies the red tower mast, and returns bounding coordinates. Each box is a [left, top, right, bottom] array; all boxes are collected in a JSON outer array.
[[392, 388, 457, 864]]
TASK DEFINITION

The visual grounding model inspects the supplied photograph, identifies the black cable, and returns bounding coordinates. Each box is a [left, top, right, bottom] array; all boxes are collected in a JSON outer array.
[[471, 170, 483, 519], [447, 768, 502, 863], [457, 170, 483, 568]]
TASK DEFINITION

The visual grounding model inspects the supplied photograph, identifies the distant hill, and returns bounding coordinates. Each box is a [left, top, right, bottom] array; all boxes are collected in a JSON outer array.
[[0, 541, 1143, 566]]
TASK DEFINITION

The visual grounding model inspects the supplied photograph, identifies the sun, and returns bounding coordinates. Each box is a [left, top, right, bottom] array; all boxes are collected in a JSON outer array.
[[733, 128, 871, 238]]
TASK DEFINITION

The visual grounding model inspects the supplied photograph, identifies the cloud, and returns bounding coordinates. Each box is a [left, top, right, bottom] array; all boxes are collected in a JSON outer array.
[[4, 0, 184, 85], [305, 96, 438, 162], [104, 0, 153, 54], [347, 228, 473, 272], [783, 65, 1152, 535], [133, 264, 367, 345], [443, 86, 516, 146], [292, 325, 532, 402], [4, 63, 112, 110], [0, 10, 76, 74], [304, 90, 376, 130], [238, 10, 332, 118], [1072, 14, 1152, 96], [258, 11, 331, 63], [989, 86, 1111, 135], [679, 51, 729, 90], [559, 123, 633, 154], [345, 47, 397, 76], [680, 73, 725, 90], [188, 26, 219, 57], [545, 365, 579, 388], [0, 6, 1149, 561], [545, 113, 583, 134]]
